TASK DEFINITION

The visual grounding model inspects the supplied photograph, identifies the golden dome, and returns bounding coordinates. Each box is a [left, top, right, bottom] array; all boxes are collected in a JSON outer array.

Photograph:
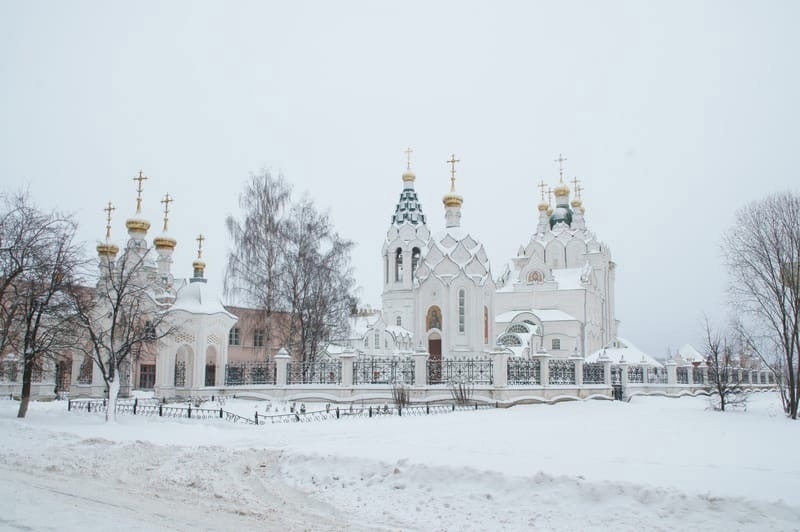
[[126, 216, 151, 233], [570, 198, 582, 209], [443, 192, 463, 208], [402, 170, 416, 183], [546, 206, 554, 216], [154, 235, 177, 250], [538, 202, 549, 212], [96, 242, 119, 257], [553, 183, 570, 197]]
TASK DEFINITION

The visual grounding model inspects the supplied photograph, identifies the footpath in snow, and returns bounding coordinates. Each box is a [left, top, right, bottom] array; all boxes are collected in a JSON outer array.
[[0, 392, 798, 531]]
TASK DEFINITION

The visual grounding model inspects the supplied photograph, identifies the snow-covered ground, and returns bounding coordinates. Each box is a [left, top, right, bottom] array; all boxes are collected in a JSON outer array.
[[0, 392, 798, 531]]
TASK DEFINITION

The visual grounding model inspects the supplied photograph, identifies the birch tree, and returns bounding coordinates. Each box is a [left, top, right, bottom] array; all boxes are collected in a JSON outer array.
[[723, 192, 800, 419]]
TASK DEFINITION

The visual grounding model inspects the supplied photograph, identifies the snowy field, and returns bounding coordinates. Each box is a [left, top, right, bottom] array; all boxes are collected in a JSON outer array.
[[0, 392, 798, 531]]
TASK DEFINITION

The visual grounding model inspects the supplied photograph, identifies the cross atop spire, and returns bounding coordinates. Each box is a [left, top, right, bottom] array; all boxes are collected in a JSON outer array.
[[103, 201, 115, 239], [196, 234, 205, 260], [446, 153, 460, 191], [537, 180, 548, 202], [576, 183, 584, 200], [570, 176, 581, 195], [404, 147, 413, 171], [554, 153, 567, 183], [160, 193, 173, 232], [133, 170, 148, 214]]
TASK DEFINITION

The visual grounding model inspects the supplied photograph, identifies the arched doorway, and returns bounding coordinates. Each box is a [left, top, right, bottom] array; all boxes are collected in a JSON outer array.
[[175, 345, 193, 388], [205, 345, 218, 386], [427, 331, 442, 384]]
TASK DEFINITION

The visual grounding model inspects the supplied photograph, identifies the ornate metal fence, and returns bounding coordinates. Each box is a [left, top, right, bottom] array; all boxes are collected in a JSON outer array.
[[646, 367, 667, 384], [611, 366, 622, 385], [507, 357, 540, 385], [353, 357, 414, 385], [174, 361, 186, 387], [287, 360, 342, 384], [583, 362, 605, 384], [677, 367, 689, 384], [438, 357, 493, 385], [225, 361, 277, 386], [549, 359, 576, 385], [627, 366, 644, 384], [692, 367, 705, 385]]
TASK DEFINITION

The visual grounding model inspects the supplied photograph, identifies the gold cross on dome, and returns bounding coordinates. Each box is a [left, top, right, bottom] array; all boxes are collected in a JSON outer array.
[[160, 193, 173, 232], [537, 180, 548, 202], [553, 153, 567, 182], [133, 170, 148, 213], [576, 183, 584, 200], [571, 176, 581, 195], [547, 187, 553, 206], [103, 201, 115, 239], [446, 154, 460, 191], [196, 234, 205, 259], [404, 147, 413, 171]]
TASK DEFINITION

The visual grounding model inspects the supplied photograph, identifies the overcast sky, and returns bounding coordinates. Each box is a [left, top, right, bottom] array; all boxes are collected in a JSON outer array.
[[1, 1, 798, 357]]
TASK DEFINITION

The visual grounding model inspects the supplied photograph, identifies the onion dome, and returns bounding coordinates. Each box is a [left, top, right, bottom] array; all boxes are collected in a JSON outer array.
[[96, 241, 119, 258], [127, 171, 151, 233], [538, 202, 549, 213], [571, 198, 582, 209], [192, 234, 206, 280], [154, 192, 176, 250], [549, 203, 573, 229], [553, 182, 570, 197], [402, 169, 416, 185]]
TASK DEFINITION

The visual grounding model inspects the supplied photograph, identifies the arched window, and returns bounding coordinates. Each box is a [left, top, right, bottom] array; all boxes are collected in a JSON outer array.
[[374, 332, 380, 349], [412, 247, 421, 277], [384, 256, 389, 284], [396, 316, 402, 327], [426, 306, 442, 331], [484, 306, 489, 345], [395, 248, 403, 282], [508, 324, 530, 334], [458, 289, 466, 333]]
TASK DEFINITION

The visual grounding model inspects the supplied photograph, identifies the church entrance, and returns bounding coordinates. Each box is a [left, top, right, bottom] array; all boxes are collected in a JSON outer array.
[[428, 337, 442, 384]]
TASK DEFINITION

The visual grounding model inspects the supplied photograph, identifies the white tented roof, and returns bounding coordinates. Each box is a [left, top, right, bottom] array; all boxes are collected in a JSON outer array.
[[678, 344, 705, 363], [171, 280, 236, 318], [585, 337, 664, 368]]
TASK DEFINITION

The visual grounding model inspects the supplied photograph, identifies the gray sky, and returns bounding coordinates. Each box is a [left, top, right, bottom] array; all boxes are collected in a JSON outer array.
[[2, 1, 798, 357]]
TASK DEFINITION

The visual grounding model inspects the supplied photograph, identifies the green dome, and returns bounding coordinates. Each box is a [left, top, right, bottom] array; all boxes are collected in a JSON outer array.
[[549, 203, 573, 229]]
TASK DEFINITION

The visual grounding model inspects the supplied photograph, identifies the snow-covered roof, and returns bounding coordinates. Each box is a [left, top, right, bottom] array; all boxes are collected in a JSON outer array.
[[170, 279, 236, 319], [350, 313, 382, 337], [551, 268, 585, 290], [586, 337, 664, 368], [495, 308, 577, 324], [385, 325, 412, 339], [677, 344, 704, 363], [415, 226, 492, 286]]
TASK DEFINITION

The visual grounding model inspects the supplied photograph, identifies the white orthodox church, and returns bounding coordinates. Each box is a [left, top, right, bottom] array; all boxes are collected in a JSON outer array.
[[351, 153, 619, 363]]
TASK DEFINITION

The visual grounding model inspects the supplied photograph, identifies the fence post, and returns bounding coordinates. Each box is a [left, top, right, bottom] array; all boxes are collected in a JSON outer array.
[[426, 403, 430, 415], [336, 407, 340, 419], [339, 348, 356, 387], [666, 358, 677, 385], [219, 407, 223, 419], [413, 347, 429, 387], [188, 405, 192, 419], [274, 347, 291, 386], [133, 398, 138, 415], [599, 351, 612, 386], [159, 404, 163, 416], [491, 348, 509, 388], [68, 399, 71, 412], [398, 406, 402, 417], [534, 350, 550, 386], [254, 411, 258, 424], [570, 350, 584, 387], [369, 406, 372, 417]]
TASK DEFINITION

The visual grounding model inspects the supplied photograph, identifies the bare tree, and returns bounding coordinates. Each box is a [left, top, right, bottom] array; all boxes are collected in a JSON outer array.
[[0, 191, 83, 418], [723, 192, 800, 419], [701, 317, 746, 411], [224, 171, 291, 349], [224, 173, 356, 366], [279, 198, 355, 365], [66, 247, 174, 422]]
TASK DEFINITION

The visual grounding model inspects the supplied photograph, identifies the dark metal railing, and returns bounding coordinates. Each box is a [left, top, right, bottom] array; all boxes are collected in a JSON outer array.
[[353, 357, 414, 385], [549, 359, 576, 385], [287, 360, 342, 385], [507, 357, 540, 385], [583, 362, 605, 384], [225, 361, 277, 386]]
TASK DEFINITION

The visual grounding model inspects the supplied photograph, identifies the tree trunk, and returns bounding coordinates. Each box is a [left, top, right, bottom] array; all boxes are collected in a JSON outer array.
[[106, 375, 120, 423], [16, 353, 33, 418]]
